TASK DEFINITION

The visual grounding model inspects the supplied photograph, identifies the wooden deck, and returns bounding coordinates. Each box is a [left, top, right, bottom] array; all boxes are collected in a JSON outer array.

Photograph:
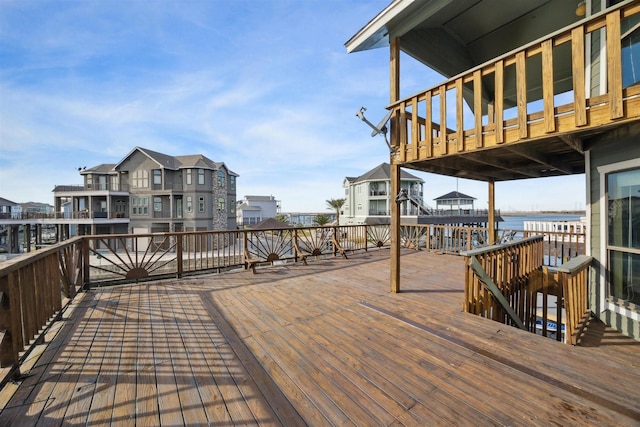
[[1, 249, 638, 426]]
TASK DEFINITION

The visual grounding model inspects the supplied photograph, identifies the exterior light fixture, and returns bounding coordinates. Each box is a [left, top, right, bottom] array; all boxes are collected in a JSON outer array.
[[576, 1, 586, 17], [395, 189, 409, 203]]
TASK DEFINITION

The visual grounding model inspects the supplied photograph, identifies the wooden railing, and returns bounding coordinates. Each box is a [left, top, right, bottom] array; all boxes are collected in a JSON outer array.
[[0, 223, 588, 378], [496, 228, 585, 267], [555, 255, 593, 345], [463, 236, 592, 344], [390, 2, 640, 163], [0, 238, 84, 370], [462, 236, 544, 329]]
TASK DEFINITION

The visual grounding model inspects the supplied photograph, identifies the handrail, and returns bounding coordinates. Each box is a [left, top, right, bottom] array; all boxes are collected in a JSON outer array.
[[462, 236, 545, 329], [555, 255, 593, 345]]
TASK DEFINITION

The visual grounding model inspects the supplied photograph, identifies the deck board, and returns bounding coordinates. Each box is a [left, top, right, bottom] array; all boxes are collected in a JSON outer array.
[[1, 249, 639, 426]]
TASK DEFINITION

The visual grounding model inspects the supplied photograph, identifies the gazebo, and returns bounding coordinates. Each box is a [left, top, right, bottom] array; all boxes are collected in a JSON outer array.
[[434, 191, 476, 215]]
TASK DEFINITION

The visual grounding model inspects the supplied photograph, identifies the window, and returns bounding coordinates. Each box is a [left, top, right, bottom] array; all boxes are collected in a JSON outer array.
[[86, 174, 92, 190], [230, 175, 236, 190], [230, 199, 235, 214], [199, 196, 205, 213], [131, 197, 149, 215], [606, 167, 640, 306], [218, 197, 226, 213], [217, 171, 226, 187], [186, 196, 193, 213], [198, 168, 205, 185], [153, 169, 162, 185], [186, 169, 192, 185], [176, 198, 183, 218], [621, 27, 639, 88], [132, 170, 149, 188], [154, 197, 162, 212]]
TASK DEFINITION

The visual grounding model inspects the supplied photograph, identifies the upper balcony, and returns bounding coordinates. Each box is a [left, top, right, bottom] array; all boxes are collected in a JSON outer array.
[[348, 1, 640, 181]]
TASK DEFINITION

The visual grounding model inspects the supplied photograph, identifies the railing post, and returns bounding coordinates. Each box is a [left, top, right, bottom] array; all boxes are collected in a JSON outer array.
[[82, 238, 90, 290], [176, 233, 183, 278]]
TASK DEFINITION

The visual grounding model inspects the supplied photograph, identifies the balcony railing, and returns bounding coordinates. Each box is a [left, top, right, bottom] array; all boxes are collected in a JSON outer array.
[[54, 183, 129, 192], [390, 3, 640, 164]]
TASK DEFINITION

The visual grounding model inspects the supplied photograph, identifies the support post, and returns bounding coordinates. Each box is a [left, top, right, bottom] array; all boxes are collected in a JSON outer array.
[[390, 37, 401, 293], [488, 180, 496, 244]]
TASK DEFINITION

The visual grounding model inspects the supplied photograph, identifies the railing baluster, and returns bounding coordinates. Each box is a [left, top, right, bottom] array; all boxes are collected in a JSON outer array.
[[542, 39, 555, 133], [571, 26, 587, 126], [606, 9, 623, 119]]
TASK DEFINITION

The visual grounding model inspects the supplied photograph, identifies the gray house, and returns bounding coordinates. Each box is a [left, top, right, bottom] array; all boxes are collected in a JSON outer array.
[[53, 147, 238, 237], [341, 163, 428, 225]]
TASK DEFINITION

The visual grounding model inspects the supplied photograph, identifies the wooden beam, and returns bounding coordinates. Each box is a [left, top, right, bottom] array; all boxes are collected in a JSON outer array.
[[541, 40, 555, 133], [488, 181, 496, 245], [468, 256, 526, 330], [516, 52, 528, 140], [390, 37, 401, 293], [607, 10, 623, 120], [559, 134, 584, 154], [474, 70, 483, 148], [571, 26, 587, 127], [495, 60, 504, 144]]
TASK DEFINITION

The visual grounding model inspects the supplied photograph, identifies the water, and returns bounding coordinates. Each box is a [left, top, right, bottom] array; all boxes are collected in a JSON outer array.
[[499, 213, 584, 231]]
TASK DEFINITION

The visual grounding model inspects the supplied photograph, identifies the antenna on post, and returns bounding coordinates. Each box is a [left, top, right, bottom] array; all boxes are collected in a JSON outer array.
[[356, 107, 393, 151]]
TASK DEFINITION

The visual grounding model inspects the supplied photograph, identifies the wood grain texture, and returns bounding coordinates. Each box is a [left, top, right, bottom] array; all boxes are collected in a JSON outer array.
[[1, 250, 638, 426]]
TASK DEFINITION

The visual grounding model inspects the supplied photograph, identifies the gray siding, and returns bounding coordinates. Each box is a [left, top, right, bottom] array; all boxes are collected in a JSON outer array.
[[588, 122, 640, 340]]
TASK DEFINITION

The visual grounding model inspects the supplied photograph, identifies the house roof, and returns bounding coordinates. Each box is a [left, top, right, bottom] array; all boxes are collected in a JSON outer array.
[[112, 147, 237, 176], [80, 164, 117, 175], [249, 217, 290, 230], [434, 191, 476, 201], [0, 197, 18, 206], [353, 163, 423, 183]]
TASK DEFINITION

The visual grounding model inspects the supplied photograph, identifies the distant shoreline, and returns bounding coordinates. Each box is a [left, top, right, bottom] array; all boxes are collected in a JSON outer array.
[[501, 210, 585, 216]]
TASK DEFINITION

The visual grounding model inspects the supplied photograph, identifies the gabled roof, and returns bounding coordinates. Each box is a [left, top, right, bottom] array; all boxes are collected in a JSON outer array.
[[250, 217, 290, 230], [434, 191, 476, 201], [352, 163, 423, 183], [112, 147, 237, 176], [0, 197, 18, 206], [175, 154, 218, 170]]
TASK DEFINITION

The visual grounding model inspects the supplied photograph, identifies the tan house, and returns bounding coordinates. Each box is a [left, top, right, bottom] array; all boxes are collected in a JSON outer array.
[[347, 0, 640, 339]]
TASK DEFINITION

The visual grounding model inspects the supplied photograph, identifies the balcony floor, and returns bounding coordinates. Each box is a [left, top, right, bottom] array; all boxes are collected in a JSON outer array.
[[1, 249, 639, 426]]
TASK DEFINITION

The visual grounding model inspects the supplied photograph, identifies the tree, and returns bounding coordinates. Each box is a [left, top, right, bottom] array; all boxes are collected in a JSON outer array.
[[314, 214, 331, 226], [275, 214, 289, 224], [326, 198, 346, 225]]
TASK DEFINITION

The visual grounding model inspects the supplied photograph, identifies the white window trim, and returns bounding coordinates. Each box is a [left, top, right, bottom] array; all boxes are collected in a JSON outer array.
[[597, 157, 640, 321]]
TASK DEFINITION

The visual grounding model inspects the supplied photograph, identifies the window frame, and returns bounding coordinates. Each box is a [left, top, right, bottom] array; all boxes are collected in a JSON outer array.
[[598, 157, 640, 321]]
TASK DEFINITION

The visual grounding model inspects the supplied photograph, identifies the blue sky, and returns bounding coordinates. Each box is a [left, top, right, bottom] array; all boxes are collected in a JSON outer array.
[[0, 0, 585, 212]]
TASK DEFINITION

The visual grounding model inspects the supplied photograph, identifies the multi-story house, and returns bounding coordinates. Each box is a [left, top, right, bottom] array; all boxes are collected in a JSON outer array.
[[347, 1, 640, 338], [53, 147, 238, 238], [236, 195, 281, 228], [341, 163, 428, 225]]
